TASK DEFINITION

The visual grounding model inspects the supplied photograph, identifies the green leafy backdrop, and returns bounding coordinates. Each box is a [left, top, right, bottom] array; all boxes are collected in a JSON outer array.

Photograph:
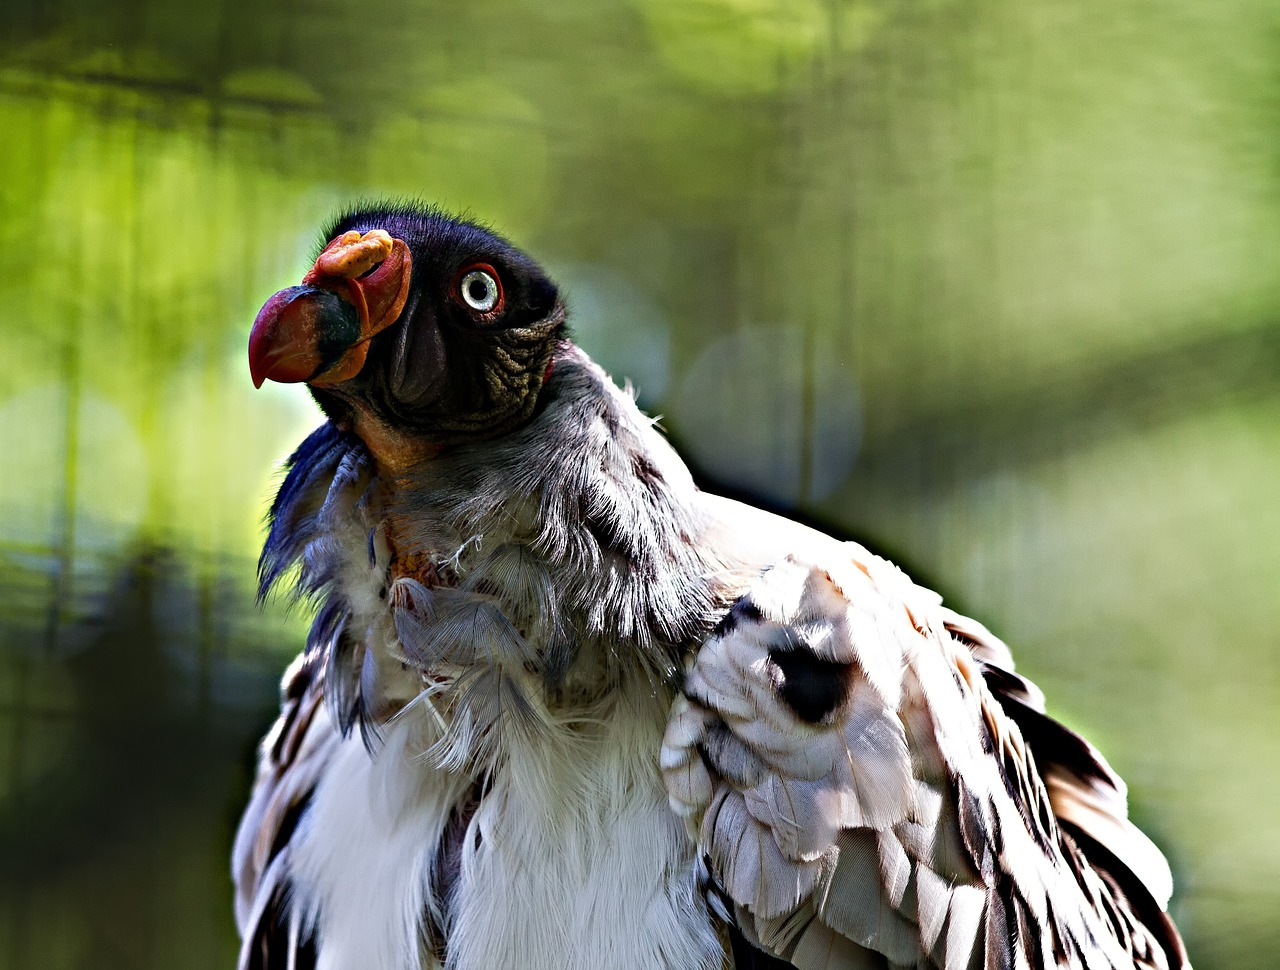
[[1, 0, 1276, 965]]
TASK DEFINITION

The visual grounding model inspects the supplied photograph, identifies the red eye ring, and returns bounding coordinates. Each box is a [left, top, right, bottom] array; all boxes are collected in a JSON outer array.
[[453, 262, 504, 316]]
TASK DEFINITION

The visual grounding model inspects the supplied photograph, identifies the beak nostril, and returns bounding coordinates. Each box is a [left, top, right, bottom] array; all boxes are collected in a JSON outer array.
[[353, 238, 412, 334]]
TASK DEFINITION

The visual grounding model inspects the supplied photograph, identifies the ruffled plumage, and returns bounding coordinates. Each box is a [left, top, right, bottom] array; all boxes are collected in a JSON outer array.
[[662, 553, 1188, 970], [235, 319, 1188, 970]]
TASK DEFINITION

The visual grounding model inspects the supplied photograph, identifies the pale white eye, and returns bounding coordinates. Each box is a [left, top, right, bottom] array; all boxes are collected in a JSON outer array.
[[460, 269, 500, 312]]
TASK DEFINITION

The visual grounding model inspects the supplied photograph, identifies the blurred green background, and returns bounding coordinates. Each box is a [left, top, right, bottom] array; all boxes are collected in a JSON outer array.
[[1, 0, 1277, 965]]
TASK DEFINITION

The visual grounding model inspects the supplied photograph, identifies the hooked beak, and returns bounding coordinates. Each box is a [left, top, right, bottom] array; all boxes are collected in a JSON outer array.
[[248, 229, 412, 388]]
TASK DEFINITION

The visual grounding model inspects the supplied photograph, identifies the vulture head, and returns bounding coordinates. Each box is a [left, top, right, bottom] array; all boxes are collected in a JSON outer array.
[[248, 203, 565, 467]]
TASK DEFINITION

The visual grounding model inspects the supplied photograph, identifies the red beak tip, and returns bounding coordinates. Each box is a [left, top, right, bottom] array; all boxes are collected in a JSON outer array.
[[248, 332, 271, 388], [248, 285, 330, 388]]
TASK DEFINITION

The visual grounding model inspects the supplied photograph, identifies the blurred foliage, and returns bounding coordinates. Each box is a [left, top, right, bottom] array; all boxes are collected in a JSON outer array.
[[1, 0, 1278, 966]]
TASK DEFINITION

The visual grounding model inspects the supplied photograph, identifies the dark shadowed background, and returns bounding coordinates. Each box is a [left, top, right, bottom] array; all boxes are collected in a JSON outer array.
[[1, 0, 1277, 966]]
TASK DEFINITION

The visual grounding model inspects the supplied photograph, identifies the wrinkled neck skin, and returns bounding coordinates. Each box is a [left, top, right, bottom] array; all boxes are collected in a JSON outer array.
[[261, 344, 730, 767]]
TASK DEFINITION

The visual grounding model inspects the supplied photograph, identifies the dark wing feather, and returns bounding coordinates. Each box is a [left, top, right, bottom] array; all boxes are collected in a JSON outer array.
[[232, 649, 339, 970], [964, 633, 1186, 970], [238, 860, 320, 970], [947, 610, 1179, 918]]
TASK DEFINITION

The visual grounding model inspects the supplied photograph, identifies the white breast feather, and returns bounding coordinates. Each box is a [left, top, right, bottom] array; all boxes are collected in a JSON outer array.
[[291, 689, 725, 970], [290, 717, 466, 970], [447, 688, 724, 970]]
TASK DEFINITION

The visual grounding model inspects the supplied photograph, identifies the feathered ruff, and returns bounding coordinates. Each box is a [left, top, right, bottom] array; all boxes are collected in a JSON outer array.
[[254, 348, 728, 759], [388, 346, 727, 685]]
